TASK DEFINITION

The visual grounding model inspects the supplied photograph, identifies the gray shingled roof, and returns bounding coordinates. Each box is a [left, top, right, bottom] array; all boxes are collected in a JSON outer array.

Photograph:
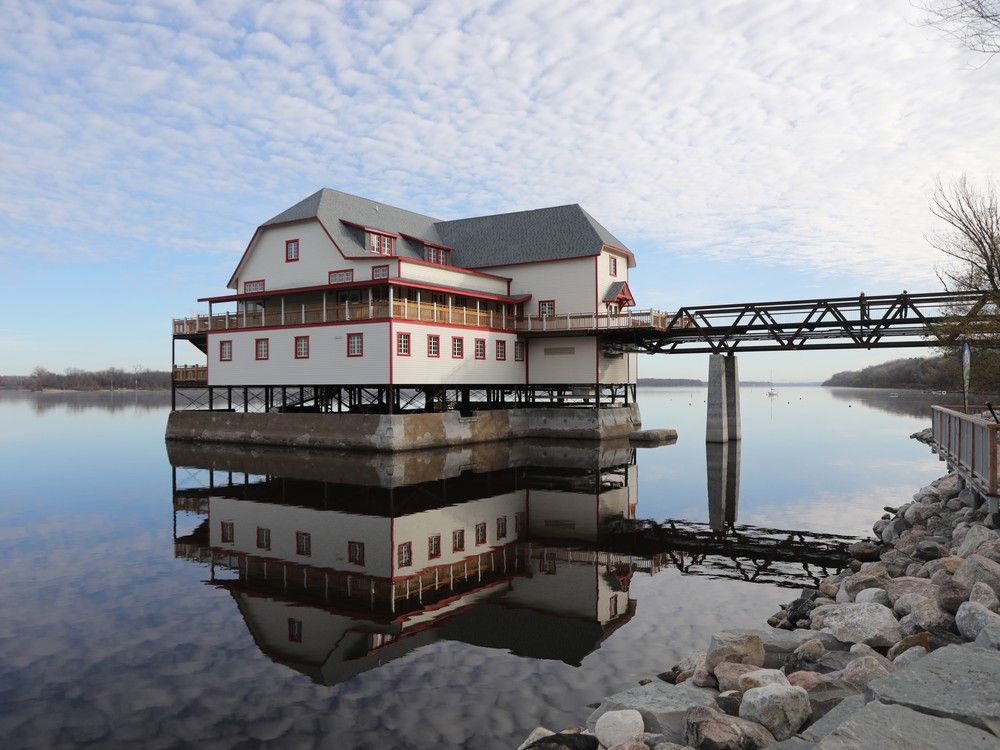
[[255, 188, 633, 268], [603, 281, 628, 302]]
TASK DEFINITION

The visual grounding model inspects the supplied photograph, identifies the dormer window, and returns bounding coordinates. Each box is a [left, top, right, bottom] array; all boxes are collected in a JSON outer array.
[[243, 279, 265, 294], [369, 233, 394, 256], [425, 246, 450, 265], [285, 239, 299, 262]]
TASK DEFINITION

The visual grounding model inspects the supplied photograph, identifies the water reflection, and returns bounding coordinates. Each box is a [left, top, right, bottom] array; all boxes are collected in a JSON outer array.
[[825, 386, 973, 419], [706, 440, 740, 532], [0, 388, 170, 413]]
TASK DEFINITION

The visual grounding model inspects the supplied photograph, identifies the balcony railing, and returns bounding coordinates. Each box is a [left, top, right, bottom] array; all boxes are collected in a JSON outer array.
[[931, 405, 1000, 495], [173, 365, 208, 382], [173, 302, 676, 336]]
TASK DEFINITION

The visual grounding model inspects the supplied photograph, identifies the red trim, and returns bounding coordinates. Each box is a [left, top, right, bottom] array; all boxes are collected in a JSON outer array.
[[203, 316, 517, 336], [328, 268, 354, 285], [397, 541, 413, 568], [602, 243, 637, 268], [219, 339, 232, 361], [372, 264, 390, 280], [496, 339, 506, 361], [396, 331, 411, 356], [474, 338, 486, 360], [254, 338, 269, 360], [285, 238, 300, 263], [469, 253, 597, 270], [427, 334, 440, 357], [538, 299, 555, 317], [201, 278, 529, 305], [347, 540, 365, 566], [595, 255, 600, 385], [227, 215, 349, 290], [398, 233, 456, 252], [428, 534, 441, 560], [346, 332, 364, 357], [243, 279, 265, 294], [451, 336, 464, 359], [294, 335, 310, 359], [341, 219, 400, 238], [388, 320, 393, 384]]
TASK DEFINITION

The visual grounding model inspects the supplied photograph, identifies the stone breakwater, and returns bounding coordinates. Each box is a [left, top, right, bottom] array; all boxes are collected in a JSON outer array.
[[516, 464, 1000, 749]]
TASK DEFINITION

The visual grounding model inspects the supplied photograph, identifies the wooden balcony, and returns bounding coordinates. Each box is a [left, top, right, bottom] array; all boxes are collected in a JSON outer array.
[[173, 365, 208, 382]]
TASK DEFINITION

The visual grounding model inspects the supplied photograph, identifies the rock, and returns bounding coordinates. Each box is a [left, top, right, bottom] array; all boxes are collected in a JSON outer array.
[[675, 669, 694, 684], [935, 473, 962, 499], [840, 655, 892, 689], [955, 600, 1000, 640], [684, 705, 775, 750], [891, 592, 929, 617], [853, 588, 889, 607], [588, 681, 719, 744], [607, 742, 647, 750], [784, 598, 814, 623], [709, 628, 847, 670], [629, 428, 678, 444], [901, 598, 954, 635], [935, 578, 970, 614], [971, 580, 1000, 612], [879, 516, 910, 544], [882, 576, 939, 605], [798, 694, 864, 741], [817, 699, 1000, 749], [526, 733, 600, 750], [886, 632, 930, 660], [892, 645, 927, 667], [839, 570, 890, 601], [786, 670, 827, 691], [913, 539, 946, 561], [782, 639, 852, 675], [805, 680, 860, 722], [847, 643, 893, 668], [956, 524, 998, 557], [691, 660, 716, 688], [920, 555, 963, 577], [848, 541, 880, 562], [954, 553, 1000, 595], [517, 726, 555, 750], [864, 644, 1000, 734], [714, 663, 758, 692], [737, 669, 789, 691], [928, 629, 966, 650], [738, 684, 810, 741], [975, 621, 1000, 650], [594, 710, 644, 749], [810, 603, 902, 647], [716, 690, 742, 717], [705, 634, 765, 672], [976, 538, 1000, 563], [675, 650, 708, 674]]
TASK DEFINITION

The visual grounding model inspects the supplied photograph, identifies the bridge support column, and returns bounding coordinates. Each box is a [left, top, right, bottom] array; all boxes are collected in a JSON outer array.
[[707, 354, 741, 442], [707, 439, 742, 531]]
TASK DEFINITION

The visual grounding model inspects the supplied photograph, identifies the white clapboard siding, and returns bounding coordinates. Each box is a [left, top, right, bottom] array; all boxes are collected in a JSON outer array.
[[391, 324, 526, 385], [397, 259, 509, 296], [528, 336, 597, 384], [596, 248, 631, 310], [481, 257, 596, 316]]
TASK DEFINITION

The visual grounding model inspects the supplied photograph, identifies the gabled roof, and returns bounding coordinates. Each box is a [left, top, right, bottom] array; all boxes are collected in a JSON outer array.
[[603, 280, 636, 306]]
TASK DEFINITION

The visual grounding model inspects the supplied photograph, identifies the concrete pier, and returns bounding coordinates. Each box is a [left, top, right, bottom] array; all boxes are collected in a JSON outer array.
[[707, 439, 741, 531], [706, 353, 741, 442]]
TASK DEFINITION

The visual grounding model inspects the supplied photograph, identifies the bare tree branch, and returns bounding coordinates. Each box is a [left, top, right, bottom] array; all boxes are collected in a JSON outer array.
[[919, 0, 1000, 57]]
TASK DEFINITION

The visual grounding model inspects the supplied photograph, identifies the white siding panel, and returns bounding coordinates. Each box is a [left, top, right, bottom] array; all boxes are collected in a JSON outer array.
[[391, 324, 525, 385], [596, 248, 631, 311], [528, 336, 596, 384], [599, 350, 633, 384], [207, 322, 389, 385], [398, 261, 508, 295], [480, 257, 596, 316]]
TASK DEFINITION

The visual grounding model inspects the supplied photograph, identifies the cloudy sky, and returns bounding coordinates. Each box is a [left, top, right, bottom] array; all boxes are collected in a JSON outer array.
[[1, 0, 997, 379]]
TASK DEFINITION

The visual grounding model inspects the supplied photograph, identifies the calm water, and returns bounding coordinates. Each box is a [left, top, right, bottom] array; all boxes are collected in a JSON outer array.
[[0, 386, 953, 749]]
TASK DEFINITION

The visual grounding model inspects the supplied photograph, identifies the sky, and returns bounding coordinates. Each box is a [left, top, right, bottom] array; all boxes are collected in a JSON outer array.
[[1, 0, 997, 380]]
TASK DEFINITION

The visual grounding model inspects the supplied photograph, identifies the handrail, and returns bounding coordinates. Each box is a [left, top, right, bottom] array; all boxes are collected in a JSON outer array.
[[173, 365, 208, 382], [930, 404, 1000, 495]]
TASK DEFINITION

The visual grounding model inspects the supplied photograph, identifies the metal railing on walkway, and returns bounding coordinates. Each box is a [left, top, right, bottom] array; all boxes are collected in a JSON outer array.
[[931, 404, 1000, 495]]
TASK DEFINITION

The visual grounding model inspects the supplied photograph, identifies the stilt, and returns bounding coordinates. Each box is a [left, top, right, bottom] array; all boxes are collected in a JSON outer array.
[[707, 353, 740, 442]]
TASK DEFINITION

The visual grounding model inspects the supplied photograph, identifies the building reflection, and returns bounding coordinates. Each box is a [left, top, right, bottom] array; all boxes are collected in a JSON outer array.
[[706, 440, 741, 532]]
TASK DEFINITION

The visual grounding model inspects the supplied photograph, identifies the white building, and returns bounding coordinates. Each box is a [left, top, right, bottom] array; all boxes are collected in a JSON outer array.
[[172, 188, 639, 414]]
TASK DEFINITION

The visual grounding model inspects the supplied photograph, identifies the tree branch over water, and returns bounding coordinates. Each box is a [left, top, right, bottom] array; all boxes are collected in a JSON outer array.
[[2, 367, 171, 391]]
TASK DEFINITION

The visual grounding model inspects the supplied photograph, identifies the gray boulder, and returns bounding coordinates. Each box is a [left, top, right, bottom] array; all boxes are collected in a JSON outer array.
[[840, 655, 892, 690], [975, 621, 1000, 650], [892, 645, 927, 667], [955, 524, 998, 557], [971, 580, 1000, 612], [714, 662, 758, 692], [899, 598, 953, 636], [799, 694, 864, 742], [810, 603, 902, 647], [853, 587, 890, 607], [954, 553, 1000, 595], [955, 600, 1000, 641], [738, 684, 810, 741], [716, 690, 742, 717], [737, 668, 789, 692], [705, 633, 765, 672], [806, 681, 860, 723], [913, 539, 945, 561], [709, 628, 846, 670], [935, 577, 970, 614], [594, 709, 644, 749], [883, 576, 938, 605], [684, 705, 774, 750], [815, 700, 1000, 749], [587, 680, 718, 743]]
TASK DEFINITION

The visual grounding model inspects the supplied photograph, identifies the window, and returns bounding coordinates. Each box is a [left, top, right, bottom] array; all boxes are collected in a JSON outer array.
[[428, 534, 441, 559], [515, 512, 526, 535], [610, 595, 619, 617], [285, 239, 299, 262], [372, 264, 389, 280], [256, 527, 271, 550], [475, 522, 487, 546], [474, 338, 486, 360], [329, 269, 354, 285], [497, 516, 507, 539], [398, 541, 412, 567], [296, 531, 311, 556], [288, 618, 302, 643], [496, 340, 506, 361], [514, 341, 525, 361], [369, 233, 394, 256], [255, 338, 269, 360], [452, 529, 465, 552], [427, 335, 440, 357], [348, 541, 365, 565], [397, 332, 410, 356], [609, 255, 617, 276], [347, 333, 363, 357], [220, 521, 234, 543], [451, 337, 464, 359], [294, 336, 310, 359], [539, 300, 555, 317], [219, 340, 232, 362], [425, 246, 450, 265], [244, 279, 265, 294]]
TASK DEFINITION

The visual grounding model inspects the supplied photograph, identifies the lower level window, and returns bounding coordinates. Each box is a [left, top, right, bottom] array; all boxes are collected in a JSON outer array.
[[474, 338, 486, 359], [496, 340, 506, 360], [452, 337, 464, 358], [347, 332, 363, 357], [428, 534, 441, 559], [397, 332, 410, 355], [348, 540, 365, 565], [255, 338, 269, 360], [256, 527, 271, 550], [515, 511, 526, 534], [288, 618, 302, 643], [220, 521, 234, 543], [296, 531, 311, 556], [294, 336, 310, 359], [452, 529, 465, 552], [219, 340, 232, 362], [475, 522, 487, 545], [427, 335, 440, 357], [497, 516, 507, 539], [398, 541, 413, 567], [514, 341, 525, 361]]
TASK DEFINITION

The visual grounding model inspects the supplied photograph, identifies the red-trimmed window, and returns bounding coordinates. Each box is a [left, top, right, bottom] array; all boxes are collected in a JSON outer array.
[[428, 534, 441, 559], [256, 527, 271, 550], [515, 512, 526, 535], [285, 239, 299, 262], [514, 341, 525, 361], [348, 541, 365, 565], [452, 529, 465, 552], [397, 332, 411, 356], [369, 233, 394, 256], [255, 338, 269, 360], [475, 522, 487, 546], [496, 340, 506, 361], [287, 618, 302, 643], [220, 521, 234, 543], [452, 337, 464, 359], [425, 246, 450, 265], [398, 541, 412, 567], [347, 333, 363, 357], [610, 595, 619, 617], [244, 279, 265, 294], [372, 264, 389, 280], [294, 336, 310, 359], [219, 340, 232, 362], [497, 516, 507, 540], [329, 269, 354, 285], [539, 300, 555, 317], [296, 531, 311, 556], [427, 335, 440, 357], [474, 338, 486, 360], [609, 255, 617, 276]]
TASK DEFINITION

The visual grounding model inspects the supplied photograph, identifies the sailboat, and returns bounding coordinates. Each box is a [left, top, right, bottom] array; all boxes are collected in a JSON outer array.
[[766, 372, 778, 398]]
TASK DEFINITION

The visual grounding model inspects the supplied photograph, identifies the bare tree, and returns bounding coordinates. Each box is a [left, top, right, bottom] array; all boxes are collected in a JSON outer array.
[[921, 0, 1000, 56], [929, 175, 1000, 293]]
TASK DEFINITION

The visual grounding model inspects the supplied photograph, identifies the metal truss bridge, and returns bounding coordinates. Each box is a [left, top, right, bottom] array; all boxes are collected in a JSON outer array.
[[601, 289, 994, 355]]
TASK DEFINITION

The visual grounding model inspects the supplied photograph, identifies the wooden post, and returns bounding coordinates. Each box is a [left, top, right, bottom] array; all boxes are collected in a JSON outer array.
[[368, 287, 373, 319], [322, 292, 327, 322], [281, 297, 285, 326]]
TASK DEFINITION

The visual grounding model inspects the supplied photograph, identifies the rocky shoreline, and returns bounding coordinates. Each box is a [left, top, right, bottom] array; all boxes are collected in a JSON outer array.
[[516, 433, 1000, 749]]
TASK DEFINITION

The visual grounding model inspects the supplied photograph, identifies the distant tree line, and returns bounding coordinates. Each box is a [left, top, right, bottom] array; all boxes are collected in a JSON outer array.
[[2, 367, 171, 391], [823, 351, 1000, 392]]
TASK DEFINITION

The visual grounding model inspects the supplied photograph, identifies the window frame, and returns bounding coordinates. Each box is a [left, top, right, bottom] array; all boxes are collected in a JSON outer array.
[[425, 246, 450, 265], [397, 541, 413, 568], [451, 336, 464, 359], [243, 279, 265, 294], [497, 516, 507, 540], [287, 617, 303, 643], [255, 338, 269, 361], [294, 335, 310, 359], [347, 332, 364, 357], [328, 269, 354, 285], [295, 531, 312, 557], [285, 239, 300, 263], [372, 264, 390, 280], [538, 300, 555, 317], [475, 522, 487, 546], [496, 340, 506, 361], [474, 338, 486, 360], [219, 339, 232, 362], [397, 331, 411, 356], [369, 233, 395, 256], [428, 534, 441, 560], [348, 540, 365, 566], [452, 528, 465, 552], [609, 255, 617, 277], [220, 521, 234, 544], [256, 527, 271, 550], [514, 341, 525, 361], [427, 334, 440, 358]]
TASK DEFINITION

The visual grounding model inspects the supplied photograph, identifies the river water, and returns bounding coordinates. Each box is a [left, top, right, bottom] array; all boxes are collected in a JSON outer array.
[[0, 386, 958, 749]]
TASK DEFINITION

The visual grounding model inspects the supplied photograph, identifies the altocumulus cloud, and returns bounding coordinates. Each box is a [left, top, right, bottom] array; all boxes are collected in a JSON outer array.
[[0, 0, 997, 281]]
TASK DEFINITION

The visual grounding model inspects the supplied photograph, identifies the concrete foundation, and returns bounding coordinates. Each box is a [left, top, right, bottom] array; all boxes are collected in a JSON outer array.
[[707, 439, 741, 531], [706, 353, 741, 442], [165, 403, 643, 452]]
